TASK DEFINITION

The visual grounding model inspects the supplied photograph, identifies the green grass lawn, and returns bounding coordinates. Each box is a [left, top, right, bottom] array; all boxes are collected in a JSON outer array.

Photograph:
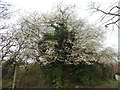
[[93, 80, 119, 88], [75, 80, 119, 88]]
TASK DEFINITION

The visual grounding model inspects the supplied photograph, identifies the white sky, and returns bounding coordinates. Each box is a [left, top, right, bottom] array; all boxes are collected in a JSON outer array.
[[5, 0, 118, 50]]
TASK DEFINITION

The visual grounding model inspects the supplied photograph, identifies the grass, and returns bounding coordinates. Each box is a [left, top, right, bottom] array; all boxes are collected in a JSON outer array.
[[93, 80, 119, 88], [75, 80, 119, 88]]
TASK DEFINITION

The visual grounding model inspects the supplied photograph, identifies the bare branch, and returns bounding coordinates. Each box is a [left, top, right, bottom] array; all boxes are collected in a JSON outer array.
[[105, 18, 120, 27], [90, 1, 120, 27]]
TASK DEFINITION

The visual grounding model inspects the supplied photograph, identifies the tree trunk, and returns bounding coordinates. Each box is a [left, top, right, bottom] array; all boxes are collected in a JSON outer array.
[[0, 62, 2, 90], [12, 64, 17, 90]]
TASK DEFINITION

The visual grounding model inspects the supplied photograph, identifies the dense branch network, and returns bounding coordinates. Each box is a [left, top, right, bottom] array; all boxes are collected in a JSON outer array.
[[0, 0, 12, 30], [90, 1, 120, 27]]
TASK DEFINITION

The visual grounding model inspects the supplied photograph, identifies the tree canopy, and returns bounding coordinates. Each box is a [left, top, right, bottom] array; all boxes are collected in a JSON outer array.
[[8, 5, 116, 65]]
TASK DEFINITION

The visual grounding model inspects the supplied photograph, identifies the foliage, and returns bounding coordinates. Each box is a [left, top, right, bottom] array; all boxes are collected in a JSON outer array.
[[41, 61, 64, 88], [11, 5, 110, 65], [67, 61, 113, 86], [2, 61, 115, 88], [2, 60, 15, 88], [16, 63, 46, 88], [2, 59, 15, 80], [115, 69, 120, 75], [41, 60, 114, 87]]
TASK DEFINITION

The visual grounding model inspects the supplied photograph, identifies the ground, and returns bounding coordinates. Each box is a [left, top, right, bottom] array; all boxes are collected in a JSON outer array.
[[75, 80, 119, 88]]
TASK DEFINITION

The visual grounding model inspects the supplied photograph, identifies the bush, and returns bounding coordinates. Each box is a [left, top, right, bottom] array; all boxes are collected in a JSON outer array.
[[2, 60, 114, 88], [16, 63, 46, 88], [41, 60, 114, 87], [41, 61, 64, 88], [115, 70, 120, 75]]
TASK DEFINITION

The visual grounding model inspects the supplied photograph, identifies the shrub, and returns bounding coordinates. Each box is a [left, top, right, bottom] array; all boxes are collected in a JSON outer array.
[[115, 70, 120, 75], [41, 60, 114, 87]]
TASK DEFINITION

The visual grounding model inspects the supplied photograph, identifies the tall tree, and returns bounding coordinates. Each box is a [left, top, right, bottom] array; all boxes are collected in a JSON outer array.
[[13, 6, 106, 65]]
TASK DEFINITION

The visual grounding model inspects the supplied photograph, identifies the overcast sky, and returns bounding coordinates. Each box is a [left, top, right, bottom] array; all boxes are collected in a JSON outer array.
[[5, 0, 118, 50]]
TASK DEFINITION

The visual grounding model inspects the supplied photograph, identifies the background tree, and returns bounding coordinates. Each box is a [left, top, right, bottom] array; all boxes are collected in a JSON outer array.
[[89, 1, 119, 62], [0, 26, 30, 89]]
